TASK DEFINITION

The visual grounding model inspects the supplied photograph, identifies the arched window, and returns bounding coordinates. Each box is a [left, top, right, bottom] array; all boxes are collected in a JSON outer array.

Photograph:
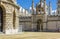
[[13, 10, 16, 29]]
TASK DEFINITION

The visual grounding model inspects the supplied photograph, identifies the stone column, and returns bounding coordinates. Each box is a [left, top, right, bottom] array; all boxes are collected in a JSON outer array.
[[5, 13, 13, 34]]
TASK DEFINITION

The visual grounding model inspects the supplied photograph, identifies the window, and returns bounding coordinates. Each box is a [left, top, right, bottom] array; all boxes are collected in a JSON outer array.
[[39, 10, 40, 12], [13, 10, 16, 29]]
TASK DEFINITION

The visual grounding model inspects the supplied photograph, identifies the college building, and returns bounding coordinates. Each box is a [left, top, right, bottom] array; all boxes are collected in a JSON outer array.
[[0, 0, 60, 34], [19, 0, 60, 32]]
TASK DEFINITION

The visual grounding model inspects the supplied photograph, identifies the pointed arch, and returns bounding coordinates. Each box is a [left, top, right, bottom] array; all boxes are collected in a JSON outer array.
[[0, 5, 6, 32], [37, 19, 43, 31]]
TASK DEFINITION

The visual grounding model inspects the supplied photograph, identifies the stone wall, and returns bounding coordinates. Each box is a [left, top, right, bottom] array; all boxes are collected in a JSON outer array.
[[0, 0, 19, 34]]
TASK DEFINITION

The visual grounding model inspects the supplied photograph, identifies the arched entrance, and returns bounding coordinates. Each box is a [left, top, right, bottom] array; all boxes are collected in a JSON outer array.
[[0, 7, 3, 32], [37, 19, 43, 32]]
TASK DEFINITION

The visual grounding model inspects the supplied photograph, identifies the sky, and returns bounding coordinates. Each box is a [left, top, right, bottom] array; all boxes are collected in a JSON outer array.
[[17, 0, 57, 10]]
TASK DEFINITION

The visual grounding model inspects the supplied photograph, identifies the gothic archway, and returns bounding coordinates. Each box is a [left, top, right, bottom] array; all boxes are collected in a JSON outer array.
[[37, 19, 43, 32], [0, 7, 3, 32]]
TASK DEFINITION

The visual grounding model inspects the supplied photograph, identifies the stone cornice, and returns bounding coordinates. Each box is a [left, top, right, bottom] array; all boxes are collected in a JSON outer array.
[[1, 1, 20, 9]]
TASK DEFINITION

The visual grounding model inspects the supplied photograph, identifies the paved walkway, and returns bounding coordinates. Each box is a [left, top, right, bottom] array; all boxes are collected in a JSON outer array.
[[0, 32, 60, 39]]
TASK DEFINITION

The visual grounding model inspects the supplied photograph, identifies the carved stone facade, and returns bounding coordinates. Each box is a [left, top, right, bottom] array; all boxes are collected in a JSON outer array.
[[0, 0, 19, 34], [19, 0, 60, 32]]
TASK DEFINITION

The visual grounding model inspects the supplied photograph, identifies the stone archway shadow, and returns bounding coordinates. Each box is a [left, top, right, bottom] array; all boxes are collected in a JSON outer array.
[[37, 19, 43, 32], [0, 5, 6, 33]]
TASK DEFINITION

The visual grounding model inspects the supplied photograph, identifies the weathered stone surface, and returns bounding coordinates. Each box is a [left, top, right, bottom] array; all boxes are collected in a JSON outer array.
[[0, 0, 20, 34]]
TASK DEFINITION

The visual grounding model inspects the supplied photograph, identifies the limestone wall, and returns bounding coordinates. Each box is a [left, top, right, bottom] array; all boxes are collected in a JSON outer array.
[[47, 21, 57, 31], [0, 1, 19, 34], [46, 21, 60, 31]]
